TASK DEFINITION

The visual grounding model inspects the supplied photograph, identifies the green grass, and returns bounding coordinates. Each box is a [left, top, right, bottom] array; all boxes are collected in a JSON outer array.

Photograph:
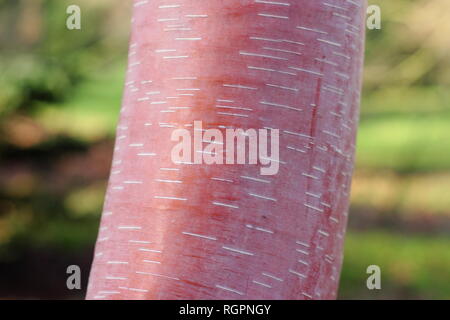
[[356, 110, 450, 172], [339, 230, 450, 299], [361, 86, 450, 114]]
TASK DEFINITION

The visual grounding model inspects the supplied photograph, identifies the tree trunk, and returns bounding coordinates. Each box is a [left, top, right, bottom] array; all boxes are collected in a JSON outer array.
[[86, 0, 366, 300]]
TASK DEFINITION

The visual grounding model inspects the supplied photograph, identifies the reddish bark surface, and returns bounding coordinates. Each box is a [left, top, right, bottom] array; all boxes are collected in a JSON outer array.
[[86, 0, 366, 300]]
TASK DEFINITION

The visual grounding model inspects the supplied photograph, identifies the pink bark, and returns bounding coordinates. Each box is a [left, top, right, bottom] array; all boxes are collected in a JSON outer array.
[[87, 0, 366, 300]]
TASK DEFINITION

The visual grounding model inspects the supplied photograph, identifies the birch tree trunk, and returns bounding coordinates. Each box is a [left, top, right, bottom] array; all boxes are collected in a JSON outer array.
[[86, 0, 366, 300]]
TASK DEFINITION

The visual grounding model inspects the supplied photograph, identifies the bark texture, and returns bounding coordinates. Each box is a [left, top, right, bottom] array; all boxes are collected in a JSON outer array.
[[87, 0, 366, 300]]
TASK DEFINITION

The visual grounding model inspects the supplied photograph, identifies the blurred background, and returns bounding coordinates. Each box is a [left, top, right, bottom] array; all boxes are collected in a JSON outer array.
[[0, 0, 449, 299]]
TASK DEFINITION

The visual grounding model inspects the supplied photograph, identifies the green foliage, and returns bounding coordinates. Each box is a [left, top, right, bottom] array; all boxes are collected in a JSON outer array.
[[0, 0, 128, 116]]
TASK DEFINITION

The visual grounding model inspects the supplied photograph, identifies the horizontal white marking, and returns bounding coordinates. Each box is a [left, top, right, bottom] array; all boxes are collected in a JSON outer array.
[[241, 176, 270, 183], [129, 240, 151, 244], [297, 26, 328, 34], [212, 201, 239, 209], [154, 196, 187, 201], [182, 231, 217, 241], [155, 179, 182, 184], [248, 193, 277, 202], [137, 153, 156, 156], [222, 246, 254, 256], [255, 0, 290, 6], [215, 284, 244, 295], [245, 224, 274, 234], [260, 100, 302, 112], [258, 13, 289, 19], [118, 226, 141, 230], [252, 280, 272, 288], [240, 51, 288, 61], [262, 272, 284, 282], [289, 269, 307, 279], [143, 260, 161, 264], [175, 37, 202, 41], [139, 248, 162, 253], [158, 4, 181, 9]]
